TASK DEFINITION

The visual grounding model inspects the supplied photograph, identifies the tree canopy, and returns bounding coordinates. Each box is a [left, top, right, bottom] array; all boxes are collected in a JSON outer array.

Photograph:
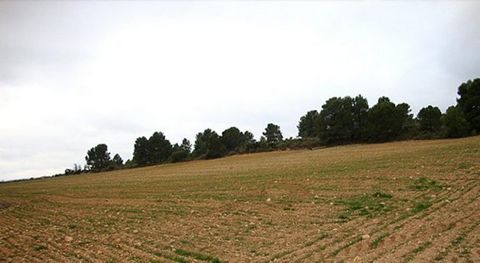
[[444, 106, 470, 138], [193, 129, 227, 159], [85, 144, 111, 172], [457, 78, 480, 133], [417, 105, 442, 133], [367, 97, 412, 142], [263, 123, 283, 143], [297, 110, 319, 138]]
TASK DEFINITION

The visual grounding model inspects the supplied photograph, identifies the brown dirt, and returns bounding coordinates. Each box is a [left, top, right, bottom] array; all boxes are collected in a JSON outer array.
[[0, 136, 479, 262]]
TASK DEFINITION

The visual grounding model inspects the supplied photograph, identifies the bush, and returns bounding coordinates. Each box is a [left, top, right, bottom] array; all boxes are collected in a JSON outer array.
[[170, 150, 189, 163]]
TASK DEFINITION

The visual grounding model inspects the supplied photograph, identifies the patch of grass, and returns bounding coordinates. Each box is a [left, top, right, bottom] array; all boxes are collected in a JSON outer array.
[[371, 232, 390, 248], [451, 233, 465, 246], [336, 191, 394, 219], [411, 177, 442, 191], [174, 248, 224, 263], [411, 201, 431, 214]]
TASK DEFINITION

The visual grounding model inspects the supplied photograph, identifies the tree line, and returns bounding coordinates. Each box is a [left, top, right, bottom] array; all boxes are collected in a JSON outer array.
[[61, 78, 479, 175]]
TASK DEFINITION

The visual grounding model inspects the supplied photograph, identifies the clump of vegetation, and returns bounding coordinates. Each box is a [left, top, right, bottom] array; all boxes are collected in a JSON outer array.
[[337, 191, 394, 220], [411, 177, 443, 191], [174, 248, 224, 263], [411, 201, 432, 214]]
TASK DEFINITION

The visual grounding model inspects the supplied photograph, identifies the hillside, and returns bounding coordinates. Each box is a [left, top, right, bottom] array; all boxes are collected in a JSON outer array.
[[1, 137, 479, 262]]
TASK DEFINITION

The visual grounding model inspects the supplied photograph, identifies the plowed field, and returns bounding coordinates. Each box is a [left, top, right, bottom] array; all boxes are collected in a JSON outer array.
[[1, 137, 479, 262]]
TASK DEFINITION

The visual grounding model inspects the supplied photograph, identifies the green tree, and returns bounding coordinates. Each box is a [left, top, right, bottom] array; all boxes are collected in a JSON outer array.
[[313, 95, 369, 144], [367, 97, 411, 141], [396, 102, 415, 137], [170, 138, 191, 163], [351, 95, 370, 141], [297, 110, 319, 138], [180, 138, 192, 153], [148, 131, 172, 163], [132, 136, 150, 166], [243, 131, 255, 146], [112, 153, 123, 167], [193, 129, 226, 159], [263, 123, 283, 144], [85, 144, 111, 172], [222, 127, 245, 152], [417, 105, 442, 133], [317, 97, 355, 144], [444, 106, 470, 138], [457, 78, 480, 133]]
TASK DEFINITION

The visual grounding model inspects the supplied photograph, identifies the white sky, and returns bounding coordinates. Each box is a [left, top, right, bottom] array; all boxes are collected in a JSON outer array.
[[1, 1, 479, 181]]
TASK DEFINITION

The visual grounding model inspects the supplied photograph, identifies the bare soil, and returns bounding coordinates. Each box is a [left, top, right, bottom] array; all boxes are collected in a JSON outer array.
[[0, 136, 479, 262]]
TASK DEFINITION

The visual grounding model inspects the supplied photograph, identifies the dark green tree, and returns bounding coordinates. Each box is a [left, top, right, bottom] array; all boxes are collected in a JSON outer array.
[[457, 78, 480, 133], [396, 102, 415, 137], [352, 95, 370, 141], [170, 138, 191, 163], [148, 131, 172, 164], [417, 105, 442, 133], [222, 127, 245, 152], [367, 97, 411, 141], [263, 123, 283, 143], [193, 129, 226, 159], [297, 110, 319, 138], [243, 131, 255, 145], [444, 106, 470, 138], [132, 136, 150, 166], [85, 144, 111, 172], [112, 153, 123, 166], [317, 97, 355, 144], [180, 138, 192, 153]]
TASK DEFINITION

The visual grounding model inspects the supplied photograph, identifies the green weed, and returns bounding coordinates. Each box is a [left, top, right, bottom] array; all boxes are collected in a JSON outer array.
[[174, 248, 224, 263], [411, 177, 442, 191], [336, 191, 394, 219]]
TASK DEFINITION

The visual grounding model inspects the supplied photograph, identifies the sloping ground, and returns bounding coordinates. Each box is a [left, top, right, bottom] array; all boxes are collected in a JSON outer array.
[[0, 136, 479, 262]]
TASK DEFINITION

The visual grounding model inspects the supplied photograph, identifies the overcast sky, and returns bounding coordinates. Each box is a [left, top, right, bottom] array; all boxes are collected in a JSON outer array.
[[1, 1, 479, 181]]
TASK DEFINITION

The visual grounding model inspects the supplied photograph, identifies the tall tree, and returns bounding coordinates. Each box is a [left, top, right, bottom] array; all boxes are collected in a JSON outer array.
[[396, 102, 415, 136], [457, 78, 480, 133], [112, 153, 124, 167], [243, 131, 255, 145], [352, 95, 370, 141], [263, 123, 283, 143], [417, 105, 442, 133], [180, 138, 192, 153], [317, 97, 355, 144], [193, 129, 226, 159], [132, 136, 150, 166], [297, 110, 319, 138], [367, 97, 411, 141], [85, 144, 111, 172], [170, 138, 192, 163], [222, 127, 245, 152], [148, 131, 172, 163], [444, 106, 470, 138]]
